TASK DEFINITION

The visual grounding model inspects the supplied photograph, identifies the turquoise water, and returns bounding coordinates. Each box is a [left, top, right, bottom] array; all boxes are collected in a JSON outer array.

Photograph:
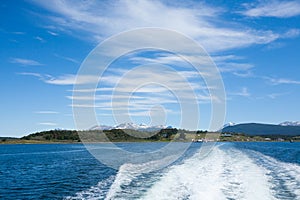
[[0, 142, 299, 199]]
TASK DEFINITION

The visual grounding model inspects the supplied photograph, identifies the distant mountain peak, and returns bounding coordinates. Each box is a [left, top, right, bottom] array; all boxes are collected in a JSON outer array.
[[223, 122, 236, 128], [279, 121, 300, 126], [91, 122, 167, 131], [222, 122, 300, 136], [90, 125, 113, 130]]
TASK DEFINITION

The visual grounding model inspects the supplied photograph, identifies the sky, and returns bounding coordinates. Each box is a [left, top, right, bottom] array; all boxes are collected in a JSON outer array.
[[1, 0, 300, 137]]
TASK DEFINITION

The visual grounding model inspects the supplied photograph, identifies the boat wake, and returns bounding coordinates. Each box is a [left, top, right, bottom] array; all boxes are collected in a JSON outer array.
[[66, 143, 300, 200]]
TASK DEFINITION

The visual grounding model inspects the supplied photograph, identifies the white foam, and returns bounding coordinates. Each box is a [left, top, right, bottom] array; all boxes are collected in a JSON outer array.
[[142, 145, 275, 200], [65, 176, 115, 200], [105, 156, 177, 200], [66, 144, 300, 200], [246, 150, 300, 199]]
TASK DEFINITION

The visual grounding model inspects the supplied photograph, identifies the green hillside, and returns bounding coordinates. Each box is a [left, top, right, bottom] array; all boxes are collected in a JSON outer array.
[[18, 128, 182, 142]]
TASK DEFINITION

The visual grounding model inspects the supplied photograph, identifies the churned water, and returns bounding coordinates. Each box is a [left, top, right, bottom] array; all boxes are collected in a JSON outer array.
[[1, 142, 299, 199]]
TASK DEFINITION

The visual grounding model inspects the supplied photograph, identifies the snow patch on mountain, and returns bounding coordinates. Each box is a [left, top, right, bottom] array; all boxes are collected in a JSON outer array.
[[90, 125, 113, 130], [279, 121, 300, 126], [91, 122, 168, 131], [223, 122, 236, 128]]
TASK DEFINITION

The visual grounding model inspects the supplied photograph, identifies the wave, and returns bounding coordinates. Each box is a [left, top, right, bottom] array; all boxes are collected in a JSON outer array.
[[0, 149, 86, 156], [66, 143, 300, 200], [244, 149, 300, 199], [142, 144, 274, 200], [65, 176, 115, 200]]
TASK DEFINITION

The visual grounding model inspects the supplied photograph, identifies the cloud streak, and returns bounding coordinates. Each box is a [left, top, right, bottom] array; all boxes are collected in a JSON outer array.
[[54, 54, 79, 64], [35, 111, 59, 114], [19, 72, 99, 85], [266, 77, 300, 85], [242, 1, 300, 18], [30, 0, 290, 52], [10, 58, 43, 66], [229, 87, 251, 97], [38, 122, 58, 126], [70, 64, 221, 124]]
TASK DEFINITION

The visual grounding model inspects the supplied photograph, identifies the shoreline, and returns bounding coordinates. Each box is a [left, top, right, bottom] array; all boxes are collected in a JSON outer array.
[[1, 140, 298, 145]]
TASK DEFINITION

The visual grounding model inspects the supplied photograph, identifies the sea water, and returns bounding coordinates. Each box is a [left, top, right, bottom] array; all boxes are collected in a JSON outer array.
[[0, 142, 299, 199]]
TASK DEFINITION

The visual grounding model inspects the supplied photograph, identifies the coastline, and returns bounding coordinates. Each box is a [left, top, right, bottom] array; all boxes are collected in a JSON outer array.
[[2, 129, 299, 144], [1, 140, 298, 145]]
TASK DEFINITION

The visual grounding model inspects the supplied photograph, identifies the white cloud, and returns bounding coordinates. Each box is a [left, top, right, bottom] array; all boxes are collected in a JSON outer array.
[[70, 65, 221, 116], [217, 62, 254, 73], [229, 87, 251, 97], [34, 36, 46, 42], [232, 71, 253, 78], [267, 92, 288, 99], [129, 52, 253, 77], [282, 29, 300, 38], [266, 77, 300, 85], [31, 0, 286, 52], [38, 122, 58, 126], [242, 1, 300, 18], [10, 58, 43, 66], [35, 111, 59, 114], [19, 72, 99, 85], [11, 31, 26, 35], [44, 74, 78, 85], [46, 74, 101, 85], [54, 53, 79, 64], [18, 72, 44, 78], [129, 53, 214, 70], [212, 55, 244, 62], [47, 30, 59, 36]]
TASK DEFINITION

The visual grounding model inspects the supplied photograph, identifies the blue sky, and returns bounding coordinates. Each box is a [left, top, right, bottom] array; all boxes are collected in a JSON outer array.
[[1, 0, 300, 137]]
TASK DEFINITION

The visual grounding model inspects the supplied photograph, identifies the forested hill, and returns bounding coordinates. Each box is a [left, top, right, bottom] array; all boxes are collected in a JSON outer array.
[[21, 130, 80, 141], [222, 123, 300, 136], [19, 128, 182, 142]]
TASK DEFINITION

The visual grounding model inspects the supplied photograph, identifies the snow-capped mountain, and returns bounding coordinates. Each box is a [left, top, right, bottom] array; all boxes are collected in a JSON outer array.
[[279, 121, 300, 126], [91, 122, 167, 131], [115, 122, 167, 131], [222, 122, 236, 128], [115, 122, 143, 130], [90, 125, 113, 130]]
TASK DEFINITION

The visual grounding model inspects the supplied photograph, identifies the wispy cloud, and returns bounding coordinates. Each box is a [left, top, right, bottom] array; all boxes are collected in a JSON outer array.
[[232, 71, 253, 78], [212, 55, 244, 62], [19, 72, 98, 85], [70, 65, 222, 119], [54, 53, 79, 64], [11, 31, 26, 35], [129, 52, 253, 76], [30, 0, 288, 52], [267, 92, 289, 99], [18, 72, 44, 78], [229, 87, 251, 97], [35, 111, 59, 114], [47, 30, 59, 36], [265, 77, 300, 85], [242, 1, 300, 18], [282, 29, 300, 38], [10, 58, 43, 66], [34, 36, 46, 42], [218, 62, 254, 73], [38, 122, 58, 126], [44, 74, 99, 85]]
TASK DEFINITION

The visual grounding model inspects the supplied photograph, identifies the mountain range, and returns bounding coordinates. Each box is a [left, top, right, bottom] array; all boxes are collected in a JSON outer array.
[[279, 121, 300, 126], [90, 121, 300, 136], [91, 122, 169, 132], [222, 121, 300, 136]]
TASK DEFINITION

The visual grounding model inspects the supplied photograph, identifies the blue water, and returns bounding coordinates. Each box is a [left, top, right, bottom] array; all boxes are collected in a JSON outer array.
[[0, 142, 299, 199]]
